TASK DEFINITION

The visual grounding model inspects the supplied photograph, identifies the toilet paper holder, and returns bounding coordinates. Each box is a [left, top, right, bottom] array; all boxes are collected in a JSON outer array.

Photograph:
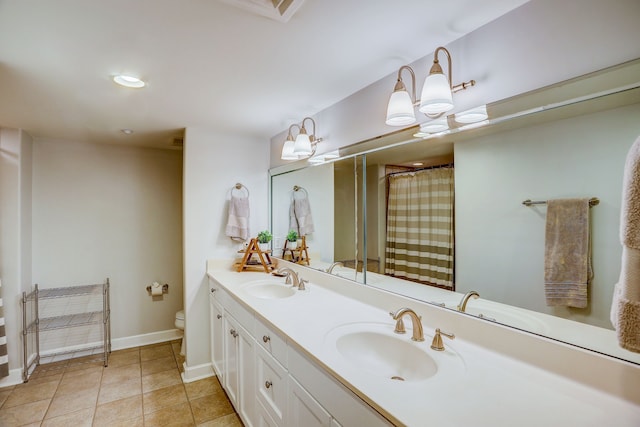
[[146, 283, 169, 295]]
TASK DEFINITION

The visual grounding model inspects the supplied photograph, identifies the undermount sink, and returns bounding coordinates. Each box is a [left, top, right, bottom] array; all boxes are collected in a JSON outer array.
[[324, 322, 464, 384], [242, 280, 296, 299]]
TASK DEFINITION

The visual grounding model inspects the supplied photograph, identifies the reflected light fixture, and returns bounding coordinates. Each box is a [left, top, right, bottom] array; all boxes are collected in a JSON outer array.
[[280, 117, 323, 161], [386, 46, 475, 126], [455, 105, 488, 124], [113, 74, 146, 88]]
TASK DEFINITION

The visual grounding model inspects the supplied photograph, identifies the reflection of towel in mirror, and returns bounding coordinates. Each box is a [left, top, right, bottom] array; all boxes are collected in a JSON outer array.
[[544, 198, 591, 308], [290, 197, 315, 236], [225, 196, 250, 242], [611, 135, 640, 353]]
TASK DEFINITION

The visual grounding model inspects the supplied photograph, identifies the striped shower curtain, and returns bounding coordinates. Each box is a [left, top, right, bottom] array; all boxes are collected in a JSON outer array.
[[0, 279, 8, 377], [385, 167, 455, 288]]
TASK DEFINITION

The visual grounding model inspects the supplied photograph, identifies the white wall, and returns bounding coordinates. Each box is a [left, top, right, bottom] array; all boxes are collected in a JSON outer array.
[[455, 103, 640, 328], [183, 128, 269, 375], [32, 139, 183, 341], [0, 128, 32, 385], [269, 0, 640, 167], [271, 163, 334, 263]]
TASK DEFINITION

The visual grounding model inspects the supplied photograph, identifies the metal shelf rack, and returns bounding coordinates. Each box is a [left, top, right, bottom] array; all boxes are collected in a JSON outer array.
[[22, 279, 111, 382]]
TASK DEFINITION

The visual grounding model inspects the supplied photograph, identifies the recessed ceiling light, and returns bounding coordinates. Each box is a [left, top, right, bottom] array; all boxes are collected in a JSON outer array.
[[113, 74, 146, 88], [121, 129, 134, 135], [413, 162, 424, 166]]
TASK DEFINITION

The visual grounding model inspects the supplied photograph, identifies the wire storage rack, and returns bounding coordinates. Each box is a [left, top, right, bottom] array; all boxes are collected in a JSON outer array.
[[21, 279, 111, 382]]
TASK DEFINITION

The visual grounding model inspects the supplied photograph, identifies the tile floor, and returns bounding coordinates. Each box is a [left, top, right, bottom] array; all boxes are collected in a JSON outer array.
[[0, 340, 243, 427]]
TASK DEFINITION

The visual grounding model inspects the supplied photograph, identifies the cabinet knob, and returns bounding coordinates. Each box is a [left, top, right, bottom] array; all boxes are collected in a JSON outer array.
[[217, 314, 222, 319], [265, 380, 273, 389], [211, 288, 217, 293], [262, 335, 270, 343], [229, 329, 236, 336]]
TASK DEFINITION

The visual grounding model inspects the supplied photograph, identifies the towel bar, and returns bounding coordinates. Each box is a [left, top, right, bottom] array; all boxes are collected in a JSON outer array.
[[522, 197, 599, 207]]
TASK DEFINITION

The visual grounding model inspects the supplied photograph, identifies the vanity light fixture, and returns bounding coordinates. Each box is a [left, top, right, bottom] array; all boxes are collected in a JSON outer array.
[[113, 74, 146, 88], [385, 66, 417, 126], [281, 124, 300, 160], [386, 46, 476, 126], [281, 117, 323, 161]]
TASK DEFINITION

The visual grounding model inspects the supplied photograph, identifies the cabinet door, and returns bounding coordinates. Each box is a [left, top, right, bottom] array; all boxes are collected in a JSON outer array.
[[256, 345, 288, 426], [237, 322, 256, 427], [223, 313, 240, 408], [288, 376, 331, 427], [209, 297, 225, 379]]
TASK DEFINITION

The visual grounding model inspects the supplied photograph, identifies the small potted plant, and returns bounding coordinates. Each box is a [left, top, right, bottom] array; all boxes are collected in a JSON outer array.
[[286, 230, 299, 249], [257, 230, 272, 252]]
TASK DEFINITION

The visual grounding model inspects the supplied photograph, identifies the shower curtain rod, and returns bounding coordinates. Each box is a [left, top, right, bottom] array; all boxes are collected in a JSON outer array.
[[386, 162, 454, 177]]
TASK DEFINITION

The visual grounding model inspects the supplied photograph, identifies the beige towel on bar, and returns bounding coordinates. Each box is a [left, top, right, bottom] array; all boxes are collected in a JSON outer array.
[[225, 195, 250, 242], [611, 135, 640, 353], [289, 196, 315, 237], [544, 198, 591, 308]]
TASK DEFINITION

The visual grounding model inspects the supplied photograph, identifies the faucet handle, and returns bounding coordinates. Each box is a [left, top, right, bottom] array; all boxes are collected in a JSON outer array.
[[389, 311, 406, 334], [430, 328, 455, 351], [298, 279, 308, 291]]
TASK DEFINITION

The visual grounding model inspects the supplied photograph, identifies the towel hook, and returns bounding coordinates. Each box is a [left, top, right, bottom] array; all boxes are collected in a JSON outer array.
[[232, 183, 250, 197]]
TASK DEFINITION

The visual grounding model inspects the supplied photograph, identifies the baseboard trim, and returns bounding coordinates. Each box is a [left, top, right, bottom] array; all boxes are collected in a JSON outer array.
[[0, 367, 24, 388], [112, 329, 183, 351], [181, 361, 214, 383]]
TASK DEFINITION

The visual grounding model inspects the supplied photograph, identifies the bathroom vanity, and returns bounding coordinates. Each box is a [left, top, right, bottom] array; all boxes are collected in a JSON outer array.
[[207, 259, 640, 427]]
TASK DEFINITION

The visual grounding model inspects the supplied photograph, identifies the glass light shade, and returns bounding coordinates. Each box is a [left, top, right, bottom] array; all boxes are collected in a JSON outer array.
[[113, 74, 146, 88], [281, 139, 298, 160], [385, 90, 416, 126], [455, 105, 488, 124], [419, 118, 449, 133], [419, 73, 453, 115], [293, 133, 312, 155]]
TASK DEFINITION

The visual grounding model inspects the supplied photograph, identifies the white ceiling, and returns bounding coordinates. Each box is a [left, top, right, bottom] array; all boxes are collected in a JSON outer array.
[[0, 0, 529, 149]]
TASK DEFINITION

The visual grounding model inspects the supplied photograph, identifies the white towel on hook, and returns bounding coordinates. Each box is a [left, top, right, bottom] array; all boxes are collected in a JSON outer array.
[[226, 195, 250, 242], [290, 195, 315, 237]]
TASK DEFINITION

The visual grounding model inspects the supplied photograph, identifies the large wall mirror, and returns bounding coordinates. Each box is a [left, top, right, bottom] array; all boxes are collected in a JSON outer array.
[[270, 59, 640, 365]]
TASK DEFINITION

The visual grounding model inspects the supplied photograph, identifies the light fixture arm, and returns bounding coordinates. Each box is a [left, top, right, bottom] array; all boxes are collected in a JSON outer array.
[[394, 65, 417, 105], [432, 47, 475, 93], [301, 117, 323, 144], [287, 123, 301, 140]]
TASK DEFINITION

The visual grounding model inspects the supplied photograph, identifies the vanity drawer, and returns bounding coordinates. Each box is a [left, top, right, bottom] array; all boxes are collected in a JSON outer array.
[[255, 317, 288, 368], [256, 344, 288, 426]]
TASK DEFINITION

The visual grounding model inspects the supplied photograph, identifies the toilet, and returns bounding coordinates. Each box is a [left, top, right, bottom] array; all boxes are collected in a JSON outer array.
[[175, 309, 185, 356]]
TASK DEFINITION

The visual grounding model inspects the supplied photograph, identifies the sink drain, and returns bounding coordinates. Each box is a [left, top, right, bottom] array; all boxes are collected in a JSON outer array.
[[390, 376, 405, 381]]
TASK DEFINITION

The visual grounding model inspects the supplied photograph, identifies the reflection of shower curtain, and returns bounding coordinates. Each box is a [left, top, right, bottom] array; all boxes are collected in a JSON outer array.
[[0, 279, 8, 378], [385, 167, 454, 288]]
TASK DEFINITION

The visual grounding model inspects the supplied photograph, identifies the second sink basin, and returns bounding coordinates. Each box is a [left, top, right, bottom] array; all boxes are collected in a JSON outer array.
[[324, 322, 465, 384], [335, 330, 437, 381]]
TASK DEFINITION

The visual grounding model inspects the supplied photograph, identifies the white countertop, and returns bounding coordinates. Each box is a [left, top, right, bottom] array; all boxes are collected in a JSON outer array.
[[208, 260, 640, 427]]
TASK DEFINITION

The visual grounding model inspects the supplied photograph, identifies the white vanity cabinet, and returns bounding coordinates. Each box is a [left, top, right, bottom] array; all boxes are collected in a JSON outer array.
[[209, 291, 224, 379], [210, 281, 256, 427], [208, 276, 392, 427], [288, 376, 332, 427]]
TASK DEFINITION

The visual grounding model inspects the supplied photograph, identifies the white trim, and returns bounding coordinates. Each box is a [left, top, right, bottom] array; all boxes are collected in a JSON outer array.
[[112, 329, 182, 351], [181, 361, 214, 383], [0, 367, 23, 388]]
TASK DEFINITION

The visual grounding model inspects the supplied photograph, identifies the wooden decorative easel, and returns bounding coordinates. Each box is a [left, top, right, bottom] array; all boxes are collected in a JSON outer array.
[[282, 236, 310, 265], [234, 238, 274, 273]]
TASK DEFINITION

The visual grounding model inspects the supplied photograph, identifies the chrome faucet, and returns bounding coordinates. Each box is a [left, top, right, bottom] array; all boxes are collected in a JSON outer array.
[[276, 267, 306, 290], [457, 291, 480, 312], [390, 307, 424, 342], [326, 261, 344, 274]]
